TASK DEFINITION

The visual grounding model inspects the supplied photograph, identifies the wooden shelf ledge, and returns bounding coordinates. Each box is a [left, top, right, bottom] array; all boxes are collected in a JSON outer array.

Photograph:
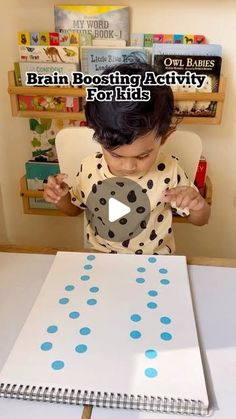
[[8, 71, 226, 124]]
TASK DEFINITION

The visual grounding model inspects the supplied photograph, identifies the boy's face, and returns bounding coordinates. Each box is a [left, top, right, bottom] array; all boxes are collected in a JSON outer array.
[[102, 131, 162, 177]]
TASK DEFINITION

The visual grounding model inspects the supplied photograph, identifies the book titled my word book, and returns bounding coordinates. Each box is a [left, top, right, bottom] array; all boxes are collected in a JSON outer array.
[[0, 252, 209, 415]]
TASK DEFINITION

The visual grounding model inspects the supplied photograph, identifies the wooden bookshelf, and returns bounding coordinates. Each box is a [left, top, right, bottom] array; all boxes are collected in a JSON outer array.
[[19, 175, 212, 222], [8, 71, 226, 124]]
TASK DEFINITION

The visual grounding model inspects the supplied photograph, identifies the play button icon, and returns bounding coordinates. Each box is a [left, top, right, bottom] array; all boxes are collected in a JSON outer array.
[[108, 198, 131, 222], [85, 176, 151, 242]]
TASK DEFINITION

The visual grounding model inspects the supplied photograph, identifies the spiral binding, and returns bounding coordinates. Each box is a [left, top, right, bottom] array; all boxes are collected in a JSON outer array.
[[0, 383, 208, 415]]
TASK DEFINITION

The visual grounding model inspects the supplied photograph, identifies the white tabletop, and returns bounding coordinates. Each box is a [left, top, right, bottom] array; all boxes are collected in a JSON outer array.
[[0, 252, 235, 419]]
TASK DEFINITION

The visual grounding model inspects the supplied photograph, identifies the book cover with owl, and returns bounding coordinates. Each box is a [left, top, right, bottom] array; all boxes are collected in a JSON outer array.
[[153, 45, 222, 117], [54, 5, 129, 44]]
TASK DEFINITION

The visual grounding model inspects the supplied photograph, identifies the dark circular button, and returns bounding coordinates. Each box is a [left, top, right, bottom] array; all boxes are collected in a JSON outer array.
[[85, 177, 151, 242]]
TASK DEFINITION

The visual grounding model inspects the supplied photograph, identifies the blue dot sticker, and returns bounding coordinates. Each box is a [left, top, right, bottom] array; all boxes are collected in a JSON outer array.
[[75, 344, 87, 353], [84, 264, 93, 270], [65, 285, 75, 291], [160, 279, 170, 285], [41, 342, 53, 351], [69, 311, 80, 319], [161, 332, 172, 341], [148, 257, 157, 263], [136, 277, 145, 284], [147, 302, 158, 309], [87, 255, 95, 261], [160, 316, 171, 324], [130, 330, 141, 339], [59, 297, 69, 305], [145, 349, 157, 359], [89, 286, 99, 293], [137, 267, 146, 273], [145, 368, 158, 378], [51, 360, 64, 370], [148, 290, 158, 297], [80, 327, 91, 335], [159, 268, 168, 274], [130, 314, 141, 322], [47, 325, 58, 334], [80, 275, 90, 281], [87, 298, 97, 306]]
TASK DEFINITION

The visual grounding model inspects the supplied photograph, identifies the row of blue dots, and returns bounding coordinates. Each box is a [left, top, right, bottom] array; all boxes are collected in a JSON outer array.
[[42, 256, 97, 371], [130, 330, 172, 342], [136, 278, 170, 285]]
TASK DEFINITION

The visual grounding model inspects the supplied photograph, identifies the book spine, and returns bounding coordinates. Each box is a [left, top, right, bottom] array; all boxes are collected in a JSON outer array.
[[0, 383, 208, 416]]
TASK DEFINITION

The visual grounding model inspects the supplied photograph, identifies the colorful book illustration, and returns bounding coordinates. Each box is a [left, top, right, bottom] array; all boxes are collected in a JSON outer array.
[[25, 161, 60, 209], [18, 45, 79, 63], [0, 252, 209, 415], [18, 95, 79, 113], [29, 118, 83, 162], [17, 61, 79, 86], [153, 44, 222, 117], [54, 5, 129, 44], [81, 47, 150, 75]]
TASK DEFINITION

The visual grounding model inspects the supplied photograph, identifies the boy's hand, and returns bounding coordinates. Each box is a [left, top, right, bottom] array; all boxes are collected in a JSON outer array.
[[43, 173, 69, 204], [163, 186, 205, 212]]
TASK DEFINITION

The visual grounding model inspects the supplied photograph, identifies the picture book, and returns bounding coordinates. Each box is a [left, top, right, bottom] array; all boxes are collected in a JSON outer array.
[[0, 252, 209, 415], [18, 45, 79, 64], [28, 118, 84, 162], [17, 61, 79, 86], [54, 5, 129, 44], [18, 95, 79, 113], [153, 46, 222, 117], [152, 43, 222, 57], [18, 31, 81, 47], [25, 161, 60, 209], [81, 47, 150, 75]]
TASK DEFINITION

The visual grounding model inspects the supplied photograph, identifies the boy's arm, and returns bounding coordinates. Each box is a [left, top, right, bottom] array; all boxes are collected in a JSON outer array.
[[43, 174, 84, 216], [56, 192, 84, 216], [164, 186, 211, 226]]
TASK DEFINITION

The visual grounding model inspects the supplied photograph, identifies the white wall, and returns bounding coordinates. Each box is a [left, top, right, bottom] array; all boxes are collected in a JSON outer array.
[[0, 0, 235, 257]]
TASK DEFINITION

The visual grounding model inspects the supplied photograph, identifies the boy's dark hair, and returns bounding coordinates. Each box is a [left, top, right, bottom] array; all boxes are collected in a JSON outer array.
[[85, 62, 174, 150]]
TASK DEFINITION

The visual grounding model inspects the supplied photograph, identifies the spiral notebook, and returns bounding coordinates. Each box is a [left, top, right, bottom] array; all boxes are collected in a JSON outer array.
[[0, 252, 209, 415]]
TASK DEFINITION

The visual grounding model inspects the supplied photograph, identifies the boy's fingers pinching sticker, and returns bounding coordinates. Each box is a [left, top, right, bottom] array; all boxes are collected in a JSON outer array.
[[85, 177, 151, 242]]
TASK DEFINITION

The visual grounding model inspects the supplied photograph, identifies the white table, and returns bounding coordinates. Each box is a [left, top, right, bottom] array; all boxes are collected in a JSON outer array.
[[0, 251, 235, 419]]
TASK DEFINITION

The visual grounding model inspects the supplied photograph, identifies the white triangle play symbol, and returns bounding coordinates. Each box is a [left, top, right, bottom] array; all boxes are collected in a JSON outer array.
[[108, 197, 131, 222]]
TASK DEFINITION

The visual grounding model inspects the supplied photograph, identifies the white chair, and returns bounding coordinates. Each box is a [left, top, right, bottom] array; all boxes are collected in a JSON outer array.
[[55, 127, 202, 246], [161, 130, 202, 180], [55, 127, 101, 187]]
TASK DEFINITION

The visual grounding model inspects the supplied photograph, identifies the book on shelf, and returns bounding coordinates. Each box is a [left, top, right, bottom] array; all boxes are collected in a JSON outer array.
[[18, 31, 78, 46], [152, 44, 222, 118], [25, 160, 60, 209], [18, 95, 79, 113], [152, 43, 222, 56], [81, 46, 150, 75], [15, 62, 79, 86], [54, 4, 129, 44], [18, 45, 79, 64], [29, 118, 83, 162], [0, 251, 209, 415]]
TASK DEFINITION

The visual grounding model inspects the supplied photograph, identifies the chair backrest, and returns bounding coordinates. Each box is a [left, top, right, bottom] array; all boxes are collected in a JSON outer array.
[[161, 130, 202, 180], [56, 127, 202, 184], [55, 127, 101, 187]]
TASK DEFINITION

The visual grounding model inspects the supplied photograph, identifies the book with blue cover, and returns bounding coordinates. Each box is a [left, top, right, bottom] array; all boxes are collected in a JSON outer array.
[[152, 43, 222, 57], [81, 46, 150, 75]]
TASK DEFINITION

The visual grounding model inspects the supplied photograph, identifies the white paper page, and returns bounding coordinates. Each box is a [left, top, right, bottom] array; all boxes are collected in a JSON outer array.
[[0, 252, 208, 407]]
